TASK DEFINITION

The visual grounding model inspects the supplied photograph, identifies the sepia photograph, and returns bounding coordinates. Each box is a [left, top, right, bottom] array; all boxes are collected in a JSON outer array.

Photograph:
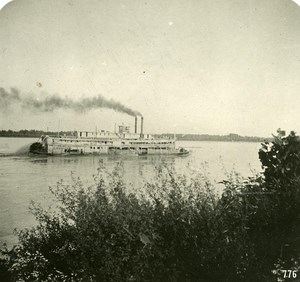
[[1, 0, 300, 281]]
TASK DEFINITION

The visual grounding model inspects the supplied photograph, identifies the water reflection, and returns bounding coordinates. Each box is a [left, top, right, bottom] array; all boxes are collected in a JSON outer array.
[[23, 154, 185, 171]]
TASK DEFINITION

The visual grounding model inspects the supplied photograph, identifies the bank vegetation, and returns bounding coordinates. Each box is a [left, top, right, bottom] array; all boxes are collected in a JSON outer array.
[[1, 131, 300, 281]]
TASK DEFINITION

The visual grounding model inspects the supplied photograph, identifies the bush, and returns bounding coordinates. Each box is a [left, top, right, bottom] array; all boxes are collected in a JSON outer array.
[[1, 131, 300, 281]]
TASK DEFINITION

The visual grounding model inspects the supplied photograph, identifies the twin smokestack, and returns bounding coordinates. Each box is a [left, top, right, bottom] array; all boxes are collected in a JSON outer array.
[[134, 116, 144, 135]]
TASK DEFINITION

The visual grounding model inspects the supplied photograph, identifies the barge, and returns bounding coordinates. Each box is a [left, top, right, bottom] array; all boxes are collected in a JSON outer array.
[[29, 117, 189, 156]]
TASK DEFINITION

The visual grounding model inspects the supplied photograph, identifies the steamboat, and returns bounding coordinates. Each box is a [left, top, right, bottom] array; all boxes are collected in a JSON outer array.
[[29, 116, 189, 156]]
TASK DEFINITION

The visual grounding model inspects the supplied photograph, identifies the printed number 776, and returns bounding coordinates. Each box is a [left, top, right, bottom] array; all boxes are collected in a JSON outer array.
[[283, 270, 297, 278]]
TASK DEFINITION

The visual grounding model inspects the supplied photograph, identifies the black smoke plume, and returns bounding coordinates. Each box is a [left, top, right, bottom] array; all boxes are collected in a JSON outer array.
[[0, 88, 142, 116]]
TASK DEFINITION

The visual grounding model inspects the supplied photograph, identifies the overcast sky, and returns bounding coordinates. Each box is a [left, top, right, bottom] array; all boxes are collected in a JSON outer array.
[[0, 0, 300, 136]]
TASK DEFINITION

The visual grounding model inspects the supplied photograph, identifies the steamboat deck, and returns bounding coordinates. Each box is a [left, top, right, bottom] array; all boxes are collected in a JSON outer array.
[[29, 117, 189, 156]]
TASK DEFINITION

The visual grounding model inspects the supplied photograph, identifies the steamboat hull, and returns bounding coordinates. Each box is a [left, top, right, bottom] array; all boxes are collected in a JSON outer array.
[[30, 118, 189, 156], [29, 136, 189, 156]]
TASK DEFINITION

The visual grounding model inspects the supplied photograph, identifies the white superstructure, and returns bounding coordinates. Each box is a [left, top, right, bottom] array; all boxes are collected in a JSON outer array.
[[30, 117, 189, 156]]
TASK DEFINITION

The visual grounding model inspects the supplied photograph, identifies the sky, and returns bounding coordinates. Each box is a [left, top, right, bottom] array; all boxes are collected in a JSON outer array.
[[0, 0, 300, 137]]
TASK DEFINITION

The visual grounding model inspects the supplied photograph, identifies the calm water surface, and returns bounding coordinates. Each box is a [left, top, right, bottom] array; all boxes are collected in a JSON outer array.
[[0, 137, 262, 246]]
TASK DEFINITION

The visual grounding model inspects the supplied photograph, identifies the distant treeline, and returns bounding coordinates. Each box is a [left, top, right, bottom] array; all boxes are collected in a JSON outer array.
[[0, 130, 268, 142], [0, 130, 74, 138], [156, 133, 268, 142]]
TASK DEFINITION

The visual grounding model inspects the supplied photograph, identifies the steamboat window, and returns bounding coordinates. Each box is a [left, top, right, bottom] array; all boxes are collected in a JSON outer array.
[[97, 147, 100, 149]]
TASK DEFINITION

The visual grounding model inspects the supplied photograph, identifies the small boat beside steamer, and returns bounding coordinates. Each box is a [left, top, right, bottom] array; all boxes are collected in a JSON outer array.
[[29, 116, 189, 156]]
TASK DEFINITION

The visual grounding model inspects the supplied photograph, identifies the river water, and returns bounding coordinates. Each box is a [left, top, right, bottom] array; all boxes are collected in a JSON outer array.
[[0, 137, 262, 247]]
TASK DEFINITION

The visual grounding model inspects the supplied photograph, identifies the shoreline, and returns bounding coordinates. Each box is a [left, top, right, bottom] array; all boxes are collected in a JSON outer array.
[[0, 136, 266, 143]]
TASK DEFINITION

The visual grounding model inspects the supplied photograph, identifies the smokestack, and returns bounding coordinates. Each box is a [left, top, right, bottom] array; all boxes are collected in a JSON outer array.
[[135, 116, 137, 134], [141, 116, 144, 136]]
